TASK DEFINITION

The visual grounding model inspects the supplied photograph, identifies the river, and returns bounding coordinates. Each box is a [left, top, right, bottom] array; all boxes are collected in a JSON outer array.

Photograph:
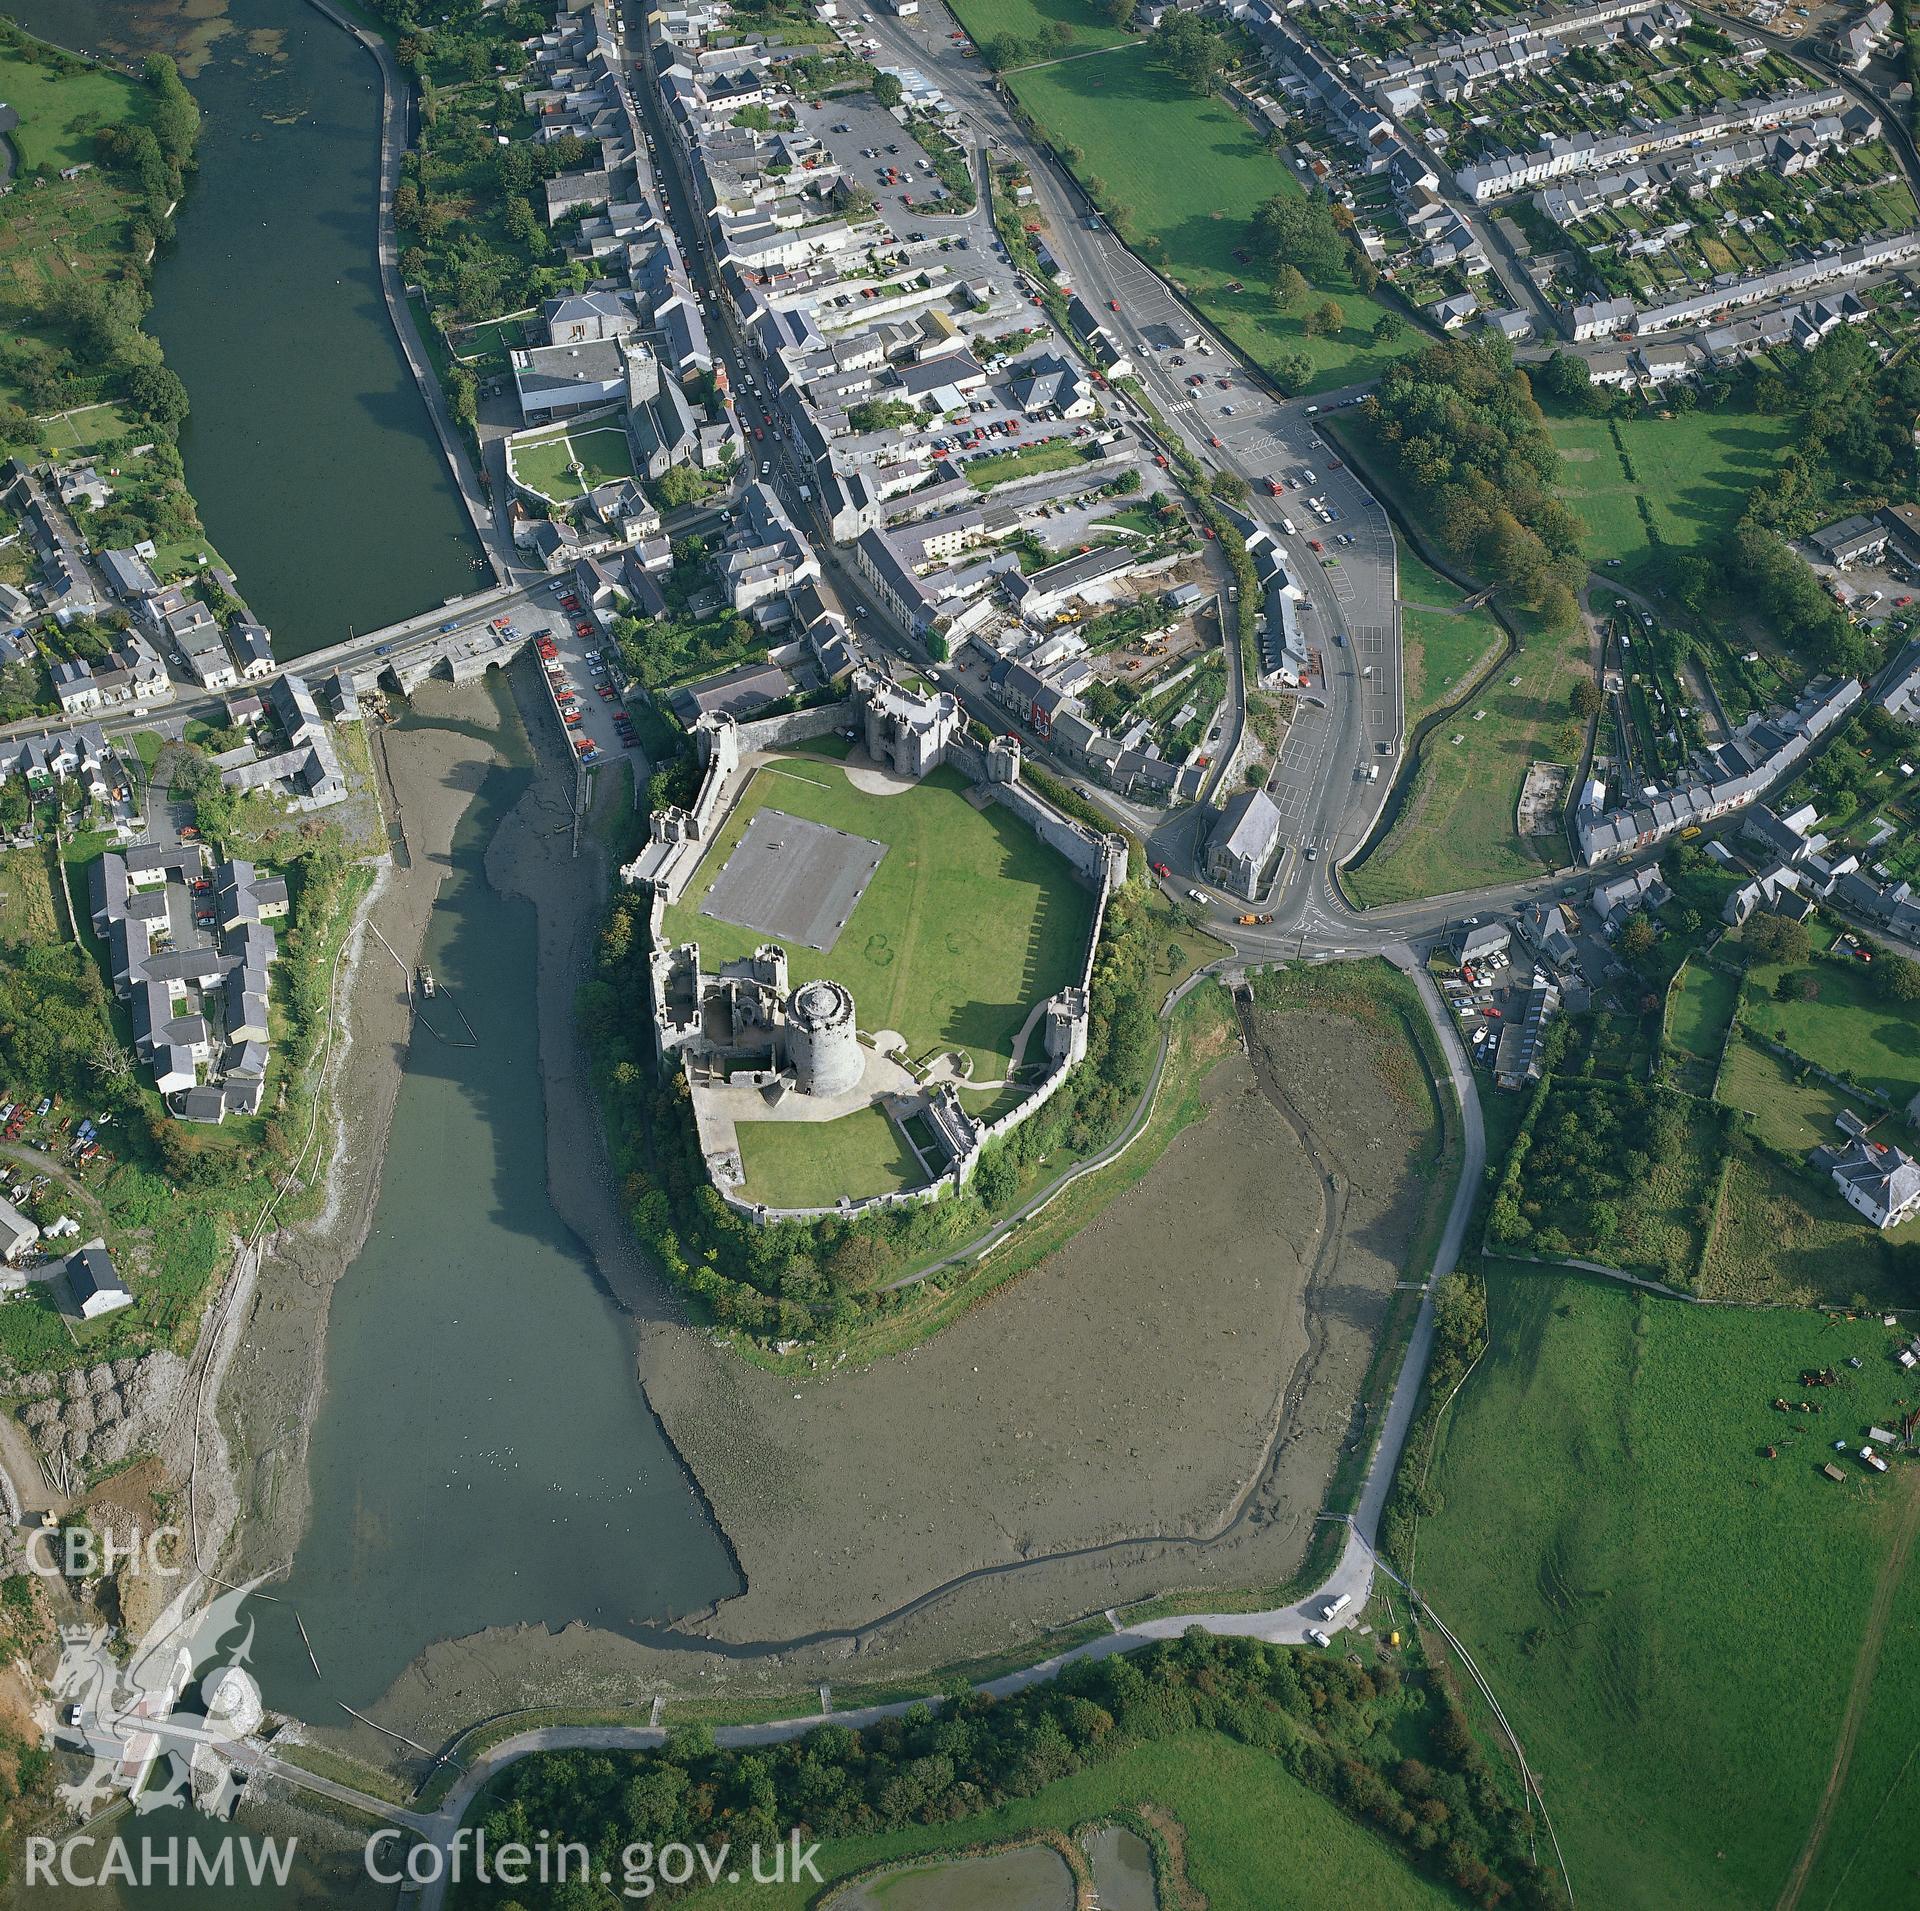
[[247, 686, 738, 1718], [7, 0, 484, 654]]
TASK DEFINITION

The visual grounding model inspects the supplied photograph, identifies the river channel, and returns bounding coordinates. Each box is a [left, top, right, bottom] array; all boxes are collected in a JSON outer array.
[[249, 688, 739, 1717], [8, 0, 483, 653]]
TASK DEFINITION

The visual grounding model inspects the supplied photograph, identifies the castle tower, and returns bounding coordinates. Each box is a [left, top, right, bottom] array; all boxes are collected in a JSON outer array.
[[785, 978, 862, 1097], [1043, 986, 1090, 1068], [986, 732, 1021, 784]]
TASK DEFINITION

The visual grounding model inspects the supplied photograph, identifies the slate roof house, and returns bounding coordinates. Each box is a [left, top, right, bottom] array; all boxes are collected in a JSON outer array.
[[1825, 1136, 1920, 1229], [1206, 787, 1282, 898], [67, 1240, 132, 1319]]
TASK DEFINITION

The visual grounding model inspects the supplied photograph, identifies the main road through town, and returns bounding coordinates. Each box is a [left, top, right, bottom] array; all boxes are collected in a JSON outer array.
[[612, 0, 1475, 975], [852, 2, 1408, 850]]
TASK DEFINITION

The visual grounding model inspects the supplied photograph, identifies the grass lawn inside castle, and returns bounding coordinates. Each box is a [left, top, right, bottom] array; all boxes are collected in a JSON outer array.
[[659, 748, 1095, 1096]]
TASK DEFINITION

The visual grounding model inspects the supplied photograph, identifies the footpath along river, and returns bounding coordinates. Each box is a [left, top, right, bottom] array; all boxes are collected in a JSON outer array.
[[7, 0, 483, 653]]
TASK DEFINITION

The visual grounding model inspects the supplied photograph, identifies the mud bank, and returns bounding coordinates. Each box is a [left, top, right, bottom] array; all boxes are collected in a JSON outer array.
[[218, 671, 1440, 1762], [349, 988, 1434, 1751]]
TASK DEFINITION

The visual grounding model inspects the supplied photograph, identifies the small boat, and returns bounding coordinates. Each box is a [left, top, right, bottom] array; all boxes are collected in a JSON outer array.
[[417, 966, 436, 998]]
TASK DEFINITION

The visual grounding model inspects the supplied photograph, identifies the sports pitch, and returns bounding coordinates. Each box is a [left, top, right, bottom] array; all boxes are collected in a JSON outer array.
[[700, 809, 885, 953]]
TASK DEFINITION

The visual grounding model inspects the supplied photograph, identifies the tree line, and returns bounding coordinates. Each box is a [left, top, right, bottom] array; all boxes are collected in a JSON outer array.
[[466, 1629, 1560, 1909], [1366, 337, 1585, 629]]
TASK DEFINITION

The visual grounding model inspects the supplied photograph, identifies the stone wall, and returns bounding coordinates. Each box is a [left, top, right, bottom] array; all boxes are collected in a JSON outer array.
[[991, 779, 1130, 891], [733, 698, 850, 753]]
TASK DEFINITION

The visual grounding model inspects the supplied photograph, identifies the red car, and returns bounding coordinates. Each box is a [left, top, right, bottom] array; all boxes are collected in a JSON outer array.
[[1108, 298, 1119, 311], [1151, 861, 1171, 878], [559, 594, 580, 612], [574, 620, 594, 638]]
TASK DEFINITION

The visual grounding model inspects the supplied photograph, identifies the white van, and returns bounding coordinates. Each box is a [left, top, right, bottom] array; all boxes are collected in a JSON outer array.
[[1322, 1592, 1352, 1621]]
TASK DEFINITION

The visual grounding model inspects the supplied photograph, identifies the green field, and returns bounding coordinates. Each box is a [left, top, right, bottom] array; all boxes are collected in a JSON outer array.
[[1396, 555, 1503, 723], [1550, 409, 1792, 582], [0, 46, 140, 174], [735, 1104, 922, 1207], [1348, 608, 1583, 906], [963, 437, 1090, 490], [1667, 956, 1739, 1065], [1702, 1141, 1920, 1304], [948, 0, 1133, 55], [680, 1731, 1455, 1910], [1401, 604, 1502, 727], [0, 846, 59, 948], [1418, 1267, 1920, 1911], [1007, 46, 1419, 394], [1717, 1037, 1865, 1154], [661, 756, 1095, 1081], [505, 423, 634, 503], [1736, 933, 1920, 1108], [0, 48, 145, 419]]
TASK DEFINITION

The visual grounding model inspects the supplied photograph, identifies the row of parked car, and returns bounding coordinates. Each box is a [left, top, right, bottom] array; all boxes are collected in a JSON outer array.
[[543, 594, 642, 761]]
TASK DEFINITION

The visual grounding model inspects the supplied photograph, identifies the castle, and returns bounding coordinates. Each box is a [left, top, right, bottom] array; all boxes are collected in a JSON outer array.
[[624, 672, 1126, 1222]]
